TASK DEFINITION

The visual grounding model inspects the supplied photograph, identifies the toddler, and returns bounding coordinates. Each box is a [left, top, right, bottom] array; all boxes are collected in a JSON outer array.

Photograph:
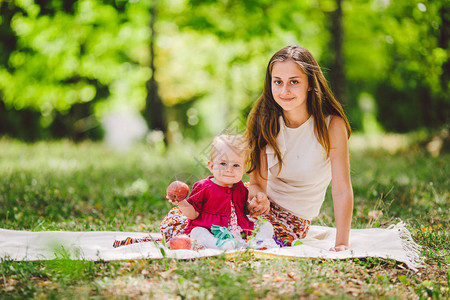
[[161, 134, 276, 250]]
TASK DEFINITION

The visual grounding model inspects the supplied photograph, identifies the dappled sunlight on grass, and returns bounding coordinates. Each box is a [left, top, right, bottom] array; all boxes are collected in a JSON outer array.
[[0, 136, 448, 298], [349, 127, 448, 156], [0, 138, 208, 231], [350, 132, 412, 153]]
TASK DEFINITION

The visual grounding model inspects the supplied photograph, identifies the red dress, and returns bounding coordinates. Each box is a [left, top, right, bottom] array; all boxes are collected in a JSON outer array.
[[182, 176, 254, 236]]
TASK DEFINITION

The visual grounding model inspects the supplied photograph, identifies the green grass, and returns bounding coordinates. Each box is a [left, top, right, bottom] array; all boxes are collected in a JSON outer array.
[[0, 134, 448, 299]]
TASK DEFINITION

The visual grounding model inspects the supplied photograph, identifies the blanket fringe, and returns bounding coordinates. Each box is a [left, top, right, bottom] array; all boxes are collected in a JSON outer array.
[[388, 221, 426, 271]]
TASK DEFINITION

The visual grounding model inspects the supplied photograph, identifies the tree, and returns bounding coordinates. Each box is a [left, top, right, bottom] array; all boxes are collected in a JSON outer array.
[[0, 0, 152, 139], [374, 0, 449, 131], [327, 0, 346, 104], [144, 0, 166, 138]]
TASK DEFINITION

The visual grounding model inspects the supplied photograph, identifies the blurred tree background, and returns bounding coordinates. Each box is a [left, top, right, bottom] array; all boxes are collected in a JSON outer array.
[[0, 0, 448, 143]]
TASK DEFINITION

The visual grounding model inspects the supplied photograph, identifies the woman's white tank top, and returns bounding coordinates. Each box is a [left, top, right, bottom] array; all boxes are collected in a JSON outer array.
[[265, 115, 332, 220]]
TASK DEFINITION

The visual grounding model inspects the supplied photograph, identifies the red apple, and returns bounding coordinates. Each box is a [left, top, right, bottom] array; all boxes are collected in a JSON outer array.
[[166, 181, 190, 202], [169, 234, 191, 250]]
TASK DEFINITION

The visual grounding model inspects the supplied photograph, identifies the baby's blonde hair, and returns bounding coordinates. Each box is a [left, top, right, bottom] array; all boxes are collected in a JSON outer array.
[[210, 134, 250, 163]]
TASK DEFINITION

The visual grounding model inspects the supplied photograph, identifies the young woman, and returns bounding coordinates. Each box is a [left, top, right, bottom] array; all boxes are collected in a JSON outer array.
[[245, 45, 354, 251]]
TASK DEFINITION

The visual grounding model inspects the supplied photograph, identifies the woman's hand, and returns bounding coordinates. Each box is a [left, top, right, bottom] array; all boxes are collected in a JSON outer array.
[[247, 192, 270, 217], [329, 244, 349, 252]]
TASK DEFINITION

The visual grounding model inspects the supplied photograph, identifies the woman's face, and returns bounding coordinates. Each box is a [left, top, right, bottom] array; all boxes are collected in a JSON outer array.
[[271, 60, 310, 116]]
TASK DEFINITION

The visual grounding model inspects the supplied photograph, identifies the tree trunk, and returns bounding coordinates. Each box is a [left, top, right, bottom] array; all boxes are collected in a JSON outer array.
[[437, 5, 450, 124], [328, 0, 346, 104], [144, 0, 167, 138], [420, 86, 433, 127]]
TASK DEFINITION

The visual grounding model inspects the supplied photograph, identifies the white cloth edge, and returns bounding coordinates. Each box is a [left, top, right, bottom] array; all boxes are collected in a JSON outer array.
[[0, 222, 425, 271]]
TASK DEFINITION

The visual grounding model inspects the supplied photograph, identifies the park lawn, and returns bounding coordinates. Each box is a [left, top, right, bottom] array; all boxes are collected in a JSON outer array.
[[0, 135, 448, 299]]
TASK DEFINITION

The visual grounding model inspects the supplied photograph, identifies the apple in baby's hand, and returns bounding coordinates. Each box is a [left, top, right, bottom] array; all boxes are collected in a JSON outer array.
[[169, 234, 191, 250], [166, 181, 190, 203]]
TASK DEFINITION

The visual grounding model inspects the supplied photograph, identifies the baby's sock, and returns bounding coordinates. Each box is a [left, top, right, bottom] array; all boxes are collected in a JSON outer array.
[[190, 227, 236, 250], [253, 221, 274, 240], [248, 220, 278, 249]]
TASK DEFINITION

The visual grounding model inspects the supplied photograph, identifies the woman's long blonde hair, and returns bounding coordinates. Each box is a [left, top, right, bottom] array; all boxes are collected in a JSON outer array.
[[245, 45, 351, 176]]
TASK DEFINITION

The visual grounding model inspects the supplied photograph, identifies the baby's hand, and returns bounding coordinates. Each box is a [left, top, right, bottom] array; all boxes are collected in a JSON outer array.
[[166, 181, 190, 203], [248, 192, 270, 217], [166, 196, 180, 205]]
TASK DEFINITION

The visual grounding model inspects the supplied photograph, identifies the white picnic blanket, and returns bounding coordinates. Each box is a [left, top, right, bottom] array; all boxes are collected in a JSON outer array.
[[0, 222, 425, 271]]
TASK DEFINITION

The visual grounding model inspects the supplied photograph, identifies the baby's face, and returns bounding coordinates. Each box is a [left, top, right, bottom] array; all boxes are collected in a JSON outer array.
[[208, 146, 246, 187]]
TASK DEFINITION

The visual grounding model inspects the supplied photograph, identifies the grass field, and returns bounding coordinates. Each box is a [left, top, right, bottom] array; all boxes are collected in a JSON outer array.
[[0, 133, 448, 299]]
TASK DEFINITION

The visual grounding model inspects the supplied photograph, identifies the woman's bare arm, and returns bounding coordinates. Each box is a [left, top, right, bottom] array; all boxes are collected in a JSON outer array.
[[328, 116, 354, 251], [247, 150, 270, 217]]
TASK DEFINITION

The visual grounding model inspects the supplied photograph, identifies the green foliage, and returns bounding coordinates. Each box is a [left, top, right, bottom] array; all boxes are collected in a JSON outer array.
[[374, 0, 449, 131], [0, 0, 448, 139], [0, 0, 152, 140]]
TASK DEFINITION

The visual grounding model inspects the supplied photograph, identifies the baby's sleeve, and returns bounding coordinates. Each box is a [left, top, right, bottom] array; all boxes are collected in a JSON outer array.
[[186, 181, 206, 213]]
